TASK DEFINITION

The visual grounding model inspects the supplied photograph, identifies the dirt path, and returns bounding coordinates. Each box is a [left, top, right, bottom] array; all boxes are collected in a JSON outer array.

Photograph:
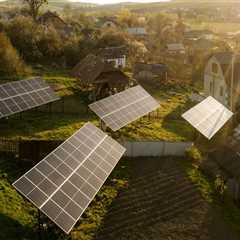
[[95, 157, 240, 240]]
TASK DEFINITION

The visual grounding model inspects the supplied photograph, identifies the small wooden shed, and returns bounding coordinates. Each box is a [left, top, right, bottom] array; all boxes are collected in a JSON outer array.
[[71, 54, 130, 99]]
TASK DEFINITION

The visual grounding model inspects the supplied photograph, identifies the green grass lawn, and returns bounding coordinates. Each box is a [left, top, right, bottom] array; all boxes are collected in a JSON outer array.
[[0, 156, 131, 240], [0, 73, 195, 142]]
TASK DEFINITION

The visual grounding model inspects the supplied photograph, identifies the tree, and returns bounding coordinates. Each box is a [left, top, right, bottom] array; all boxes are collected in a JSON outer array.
[[23, 0, 48, 21], [97, 30, 129, 48], [0, 32, 30, 77]]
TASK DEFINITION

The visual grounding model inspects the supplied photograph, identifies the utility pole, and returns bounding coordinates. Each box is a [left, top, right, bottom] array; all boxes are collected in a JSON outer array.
[[231, 53, 235, 111]]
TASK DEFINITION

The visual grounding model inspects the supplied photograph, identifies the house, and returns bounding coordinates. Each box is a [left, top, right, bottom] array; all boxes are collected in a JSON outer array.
[[166, 43, 185, 54], [127, 27, 147, 38], [97, 46, 127, 69], [134, 62, 168, 81], [97, 17, 118, 29], [204, 52, 240, 111], [191, 38, 215, 51], [102, 21, 117, 29], [38, 11, 72, 35], [184, 29, 214, 40], [0, 12, 10, 22], [71, 54, 130, 99]]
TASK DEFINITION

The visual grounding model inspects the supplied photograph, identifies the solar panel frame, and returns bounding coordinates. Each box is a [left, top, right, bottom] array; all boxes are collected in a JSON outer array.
[[13, 122, 126, 234], [89, 85, 159, 131], [0, 78, 60, 119], [182, 96, 233, 139]]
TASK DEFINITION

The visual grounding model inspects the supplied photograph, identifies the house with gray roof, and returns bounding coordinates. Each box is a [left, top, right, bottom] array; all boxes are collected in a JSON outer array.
[[134, 62, 168, 81], [127, 27, 147, 38], [166, 43, 185, 54]]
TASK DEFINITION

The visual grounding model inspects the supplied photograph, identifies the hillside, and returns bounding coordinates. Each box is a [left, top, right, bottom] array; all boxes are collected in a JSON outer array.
[[1, 0, 240, 13], [0, 0, 98, 10]]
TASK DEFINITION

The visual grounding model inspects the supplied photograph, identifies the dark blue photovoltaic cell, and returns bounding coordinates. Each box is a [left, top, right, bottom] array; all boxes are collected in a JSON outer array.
[[89, 85, 159, 131], [0, 78, 60, 118], [13, 122, 126, 234]]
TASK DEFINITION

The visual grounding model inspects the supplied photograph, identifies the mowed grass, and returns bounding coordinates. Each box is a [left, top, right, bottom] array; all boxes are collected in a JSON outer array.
[[0, 92, 194, 142], [0, 70, 195, 141], [0, 156, 130, 240]]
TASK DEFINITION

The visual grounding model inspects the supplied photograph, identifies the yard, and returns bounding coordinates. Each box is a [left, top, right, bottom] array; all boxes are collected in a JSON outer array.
[[1, 153, 240, 240], [0, 156, 131, 240], [0, 70, 195, 142]]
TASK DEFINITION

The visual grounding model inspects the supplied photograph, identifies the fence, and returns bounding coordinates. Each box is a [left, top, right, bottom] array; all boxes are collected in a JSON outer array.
[[0, 138, 192, 162], [0, 138, 19, 156], [122, 141, 193, 157]]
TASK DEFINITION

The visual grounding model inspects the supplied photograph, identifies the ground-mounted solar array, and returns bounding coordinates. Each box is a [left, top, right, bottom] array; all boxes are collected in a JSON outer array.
[[13, 122, 126, 234], [182, 96, 233, 139], [0, 78, 60, 119], [89, 85, 159, 131]]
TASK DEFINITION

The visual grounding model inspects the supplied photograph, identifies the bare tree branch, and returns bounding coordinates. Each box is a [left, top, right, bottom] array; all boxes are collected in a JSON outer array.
[[23, 0, 48, 21]]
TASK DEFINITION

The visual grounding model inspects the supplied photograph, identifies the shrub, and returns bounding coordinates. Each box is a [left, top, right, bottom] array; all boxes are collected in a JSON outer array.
[[186, 146, 203, 166], [0, 32, 30, 77], [6, 16, 84, 67], [6, 16, 42, 63], [214, 174, 227, 196], [97, 29, 130, 48], [63, 37, 82, 67], [36, 25, 63, 64]]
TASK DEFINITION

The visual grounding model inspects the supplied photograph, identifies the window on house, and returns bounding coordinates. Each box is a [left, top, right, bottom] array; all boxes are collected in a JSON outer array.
[[220, 86, 224, 97], [212, 63, 218, 74], [210, 82, 214, 94]]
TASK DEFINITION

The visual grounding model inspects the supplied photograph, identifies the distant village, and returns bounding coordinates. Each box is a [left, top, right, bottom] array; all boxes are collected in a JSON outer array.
[[1, 1, 240, 128]]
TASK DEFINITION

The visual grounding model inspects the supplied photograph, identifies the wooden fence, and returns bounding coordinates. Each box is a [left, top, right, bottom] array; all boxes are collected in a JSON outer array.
[[0, 138, 19, 156]]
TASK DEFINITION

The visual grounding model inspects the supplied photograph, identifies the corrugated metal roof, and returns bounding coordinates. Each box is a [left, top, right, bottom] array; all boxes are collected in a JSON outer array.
[[127, 27, 147, 35]]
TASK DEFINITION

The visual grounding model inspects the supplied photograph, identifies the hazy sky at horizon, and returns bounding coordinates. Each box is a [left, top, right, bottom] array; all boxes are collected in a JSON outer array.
[[0, 0, 170, 4], [70, 0, 169, 4]]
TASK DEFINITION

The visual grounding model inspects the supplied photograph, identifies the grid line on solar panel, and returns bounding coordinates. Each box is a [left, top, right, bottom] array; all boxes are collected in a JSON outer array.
[[13, 122, 126, 234], [0, 78, 60, 118], [89, 85, 159, 131], [182, 96, 233, 139]]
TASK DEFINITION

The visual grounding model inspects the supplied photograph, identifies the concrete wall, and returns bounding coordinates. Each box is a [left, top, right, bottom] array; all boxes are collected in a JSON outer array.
[[121, 141, 193, 157]]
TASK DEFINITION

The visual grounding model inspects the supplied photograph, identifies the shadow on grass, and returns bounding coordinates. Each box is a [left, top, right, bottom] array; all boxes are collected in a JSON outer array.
[[0, 111, 96, 140], [161, 100, 195, 141], [0, 213, 38, 240], [0, 156, 32, 183]]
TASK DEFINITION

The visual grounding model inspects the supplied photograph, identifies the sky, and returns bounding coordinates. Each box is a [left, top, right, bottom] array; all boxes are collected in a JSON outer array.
[[0, 0, 170, 4], [70, 0, 169, 4]]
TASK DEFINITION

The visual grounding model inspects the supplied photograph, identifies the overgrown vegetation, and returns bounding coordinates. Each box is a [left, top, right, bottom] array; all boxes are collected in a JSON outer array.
[[182, 146, 240, 237], [0, 32, 30, 78]]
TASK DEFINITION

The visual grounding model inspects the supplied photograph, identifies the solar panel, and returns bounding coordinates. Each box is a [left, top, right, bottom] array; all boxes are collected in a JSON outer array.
[[12, 122, 126, 234], [89, 85, 159, 131], [182, 96, 233, 139], [0, 78, 60, 119]]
